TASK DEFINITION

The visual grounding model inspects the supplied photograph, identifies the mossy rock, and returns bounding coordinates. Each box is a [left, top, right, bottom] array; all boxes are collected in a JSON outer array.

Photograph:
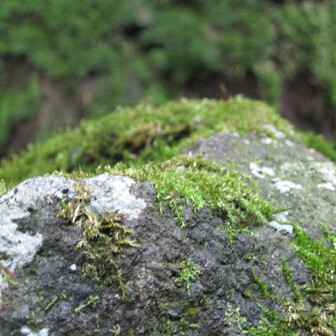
[[1, 97, 335, 191], [0, 98, 336, 335]]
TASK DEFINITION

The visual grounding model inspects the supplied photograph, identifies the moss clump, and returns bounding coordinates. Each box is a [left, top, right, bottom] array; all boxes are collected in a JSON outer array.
[[0, 97, 297, 186], [58, 180, 139, 299], [174, 259, 200, 296], [101, 156, 275, 232]]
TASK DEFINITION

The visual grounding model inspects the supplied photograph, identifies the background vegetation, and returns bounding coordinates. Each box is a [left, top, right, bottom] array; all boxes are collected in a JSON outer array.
[[0, 0, 335, 157]]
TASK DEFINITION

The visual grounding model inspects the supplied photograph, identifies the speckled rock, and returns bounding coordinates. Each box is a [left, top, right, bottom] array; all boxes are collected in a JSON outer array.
[[0, 128, 335, 336]]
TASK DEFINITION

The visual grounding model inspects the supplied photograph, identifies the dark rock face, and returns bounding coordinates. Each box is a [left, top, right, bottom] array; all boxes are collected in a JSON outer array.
[[0, 128, 335, 335]]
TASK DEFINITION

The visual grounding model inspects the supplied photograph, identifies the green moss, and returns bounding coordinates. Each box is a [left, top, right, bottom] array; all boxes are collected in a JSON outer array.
[[102, 156, 275, 231], [186, 307, 200, 316], [247, 224, 336, 335], [301, 132, 336, 163], [288, 226, 336, 334], [75, 295, 100, 313], [281, 257, 301, 301], [0, 179, 8, 197], [247, 306, 297, 336], [45, 296, 58, 311], [174, 259, 200, 296], [252, 271, 270, 299], [58, 180, 140, 299], [224, 303, 247, 333], [0, 97, 296, 186], [1, 98, 335, 335], [1, 98, 335, 188]]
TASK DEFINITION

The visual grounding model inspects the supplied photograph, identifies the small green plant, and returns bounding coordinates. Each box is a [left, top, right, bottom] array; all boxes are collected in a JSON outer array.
[[45, 296, 58, 311], [174, 259, 200, 296], [252, 271, 270, 298], [224, 303, 247, 333], [281, 258, 301, 301], [247, 307, 296, 336], [75, 295, 100, 313], [179, 317, 200, 329]]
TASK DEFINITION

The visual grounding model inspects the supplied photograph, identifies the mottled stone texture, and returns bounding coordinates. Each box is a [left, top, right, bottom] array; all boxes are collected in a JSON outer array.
[[0, 128, 335, 336]]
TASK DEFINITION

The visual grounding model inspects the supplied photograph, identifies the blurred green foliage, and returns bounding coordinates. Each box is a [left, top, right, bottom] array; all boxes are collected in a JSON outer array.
[[0, 75, 41, 145], [0, 0, 335, 149]]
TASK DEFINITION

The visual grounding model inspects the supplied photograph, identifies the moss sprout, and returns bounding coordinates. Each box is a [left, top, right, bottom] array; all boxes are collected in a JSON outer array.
[[174, 259, 200, 296]]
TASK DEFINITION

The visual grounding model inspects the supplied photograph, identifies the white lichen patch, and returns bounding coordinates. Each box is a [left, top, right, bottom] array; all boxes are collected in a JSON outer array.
[[280, 162, 302, 176], [21, 326, 49, 336], [317, 183, 335, 191], [250, 163, 275, 179], [285, 139, 295, 147], [273, 211, 289, 223], [261, 137, 274, 145], [272, 178, 302, 193], [270, 211, 293, 234], [262, 124, 286, 139], [83, 173, 147, 220], [311, 162, 336, 186], [269, 221, 293, 234]]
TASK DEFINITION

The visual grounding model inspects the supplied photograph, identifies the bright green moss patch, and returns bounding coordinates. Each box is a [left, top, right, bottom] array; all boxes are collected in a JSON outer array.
[[101, 156, 275, 232], [247, 306, 297, 336], [174, 259, 200, 296], [0, 97, 296, 185]]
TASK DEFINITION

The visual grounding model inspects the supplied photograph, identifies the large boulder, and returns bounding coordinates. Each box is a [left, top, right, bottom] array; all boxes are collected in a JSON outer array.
[[0, 99, 335, 335]]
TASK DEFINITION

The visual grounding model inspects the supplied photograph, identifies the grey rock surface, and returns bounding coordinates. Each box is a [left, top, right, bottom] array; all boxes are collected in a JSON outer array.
[[185, 128, 336, 241], [0, 129, 335, 335]]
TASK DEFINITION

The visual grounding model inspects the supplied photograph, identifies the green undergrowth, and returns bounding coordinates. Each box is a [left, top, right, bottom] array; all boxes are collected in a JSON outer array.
[[101, 156, 275, 233], [0, 97, 297, 186]]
